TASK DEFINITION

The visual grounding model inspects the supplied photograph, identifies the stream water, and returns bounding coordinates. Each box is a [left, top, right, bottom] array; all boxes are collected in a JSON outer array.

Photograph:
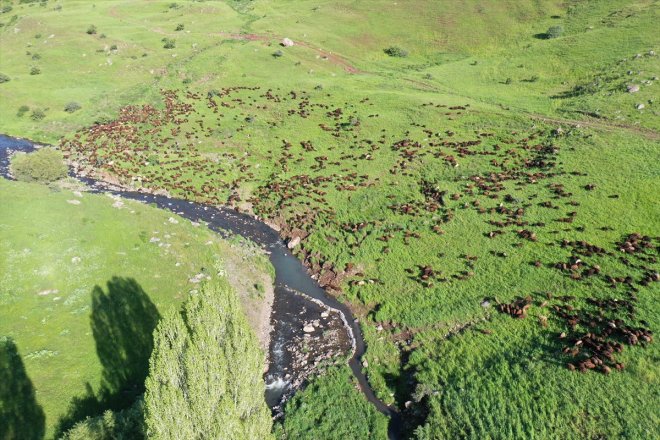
[[0, 134, 401, 438]]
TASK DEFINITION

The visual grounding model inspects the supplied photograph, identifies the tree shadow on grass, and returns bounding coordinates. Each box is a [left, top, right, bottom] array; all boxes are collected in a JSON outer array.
[[54, 277, 160, 437], [0, 337, 46, 440]]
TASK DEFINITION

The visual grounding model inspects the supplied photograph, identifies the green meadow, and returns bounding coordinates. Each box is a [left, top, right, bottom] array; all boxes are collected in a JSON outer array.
[[1, 0, 659, 439], [0, 178, 272, 438]]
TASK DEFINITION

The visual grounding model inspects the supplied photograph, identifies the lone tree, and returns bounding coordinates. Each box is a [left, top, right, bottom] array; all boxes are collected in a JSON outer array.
[[144, 280, 272, 439]]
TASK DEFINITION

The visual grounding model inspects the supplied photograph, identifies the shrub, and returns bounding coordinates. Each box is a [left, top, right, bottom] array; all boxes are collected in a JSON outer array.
[[546, 25, 563, 39], [64, 102, 81, 113], [99, 33, 107, 39], [30, 109, 46, 120], [10, 148, 68, 183], [86, 25, 97, 35], [272, 49, 284, 58], [1, 5, 13, 13], [175, 23, 184, 31], [60, 400, 145, 440], [32, 53, 41, 60], [30, 67, 41, 75], [384, 46, 409, 57], [109, 44, 118, 51], [34, 33, 42, 39], [162, 38, 175, 49], [17, 105, 30, 117], [0, 73, 10, 83]]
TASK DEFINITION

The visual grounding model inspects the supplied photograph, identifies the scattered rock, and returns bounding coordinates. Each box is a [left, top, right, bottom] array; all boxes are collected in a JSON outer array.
[[281, 38, 294, 47], [189, 273, 210, 284], [66, 199, 81, 205], [287, 236, 301, 249], [37, 289, 58, 296], [626, 84, 640, 93]]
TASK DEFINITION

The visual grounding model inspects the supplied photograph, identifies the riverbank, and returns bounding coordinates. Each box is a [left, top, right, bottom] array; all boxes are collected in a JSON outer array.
[[0, 134, 399, 437]]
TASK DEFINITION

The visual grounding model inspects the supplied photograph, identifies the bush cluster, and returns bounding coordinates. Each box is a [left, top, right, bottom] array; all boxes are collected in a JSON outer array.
[[64, 102, 82, 113], [546, 25, 563, 39], [10, 148, 68, 183], [384, 46, 409, 57], [30, 109, 46, 121]]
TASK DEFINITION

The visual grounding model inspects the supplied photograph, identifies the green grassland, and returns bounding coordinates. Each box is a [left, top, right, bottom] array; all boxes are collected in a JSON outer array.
[[0, 178, 272, 438], [1, 0, 659, 439], [275, 365, 388, 440]]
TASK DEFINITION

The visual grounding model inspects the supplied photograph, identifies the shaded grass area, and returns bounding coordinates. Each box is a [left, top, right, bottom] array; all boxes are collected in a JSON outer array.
[[0, 178, 271, 438], [53, 276, 160, 437], [0, 336, 46, 440]]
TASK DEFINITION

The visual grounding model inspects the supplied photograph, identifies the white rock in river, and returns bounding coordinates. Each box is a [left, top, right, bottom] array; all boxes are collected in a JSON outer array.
[[287, 236, 301, 249], [303, 324, 315, 333]]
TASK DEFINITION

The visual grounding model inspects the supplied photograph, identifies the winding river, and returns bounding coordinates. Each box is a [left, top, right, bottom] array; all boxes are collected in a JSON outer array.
[[0, 134, 401, 439]]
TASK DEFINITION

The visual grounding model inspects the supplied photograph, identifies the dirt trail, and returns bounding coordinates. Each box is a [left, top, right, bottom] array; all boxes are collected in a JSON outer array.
[[213, 32, 363, 74], [527, 114, 660, 141]]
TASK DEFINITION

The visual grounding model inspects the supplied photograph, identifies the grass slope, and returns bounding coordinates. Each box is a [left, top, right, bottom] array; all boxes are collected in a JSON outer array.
[[0, 178, 271, 438]]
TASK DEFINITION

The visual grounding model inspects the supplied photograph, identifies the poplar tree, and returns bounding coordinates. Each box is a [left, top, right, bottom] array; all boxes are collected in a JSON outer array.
[[144, 280, 272, 439]]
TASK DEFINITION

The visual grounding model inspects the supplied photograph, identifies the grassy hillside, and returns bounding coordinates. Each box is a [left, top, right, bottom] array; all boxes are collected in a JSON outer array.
[[1, 0, 658, 439], [0, 178, 272, 438]]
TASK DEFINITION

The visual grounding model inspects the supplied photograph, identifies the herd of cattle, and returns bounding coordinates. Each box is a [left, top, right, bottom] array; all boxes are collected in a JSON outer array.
[[60, 86, 657, 375]]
